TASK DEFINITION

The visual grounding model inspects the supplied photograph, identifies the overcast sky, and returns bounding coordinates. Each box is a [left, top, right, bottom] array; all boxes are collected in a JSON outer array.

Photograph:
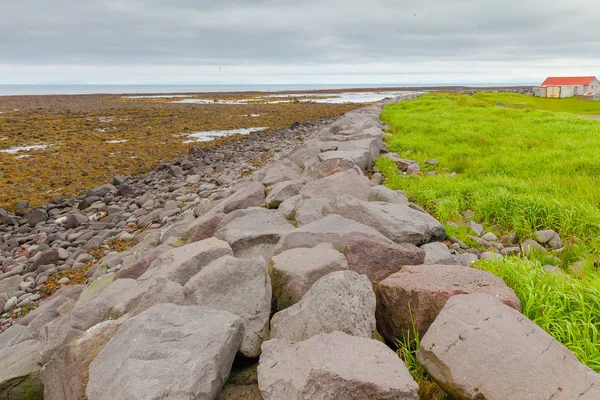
[[1, 0, 599, 85]]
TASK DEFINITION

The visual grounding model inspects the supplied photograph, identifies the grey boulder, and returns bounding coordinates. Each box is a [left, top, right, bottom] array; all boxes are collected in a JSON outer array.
[[269, 243, 349, 310], [421, 242, 460, 265], [270, 271, 376, 342], [184, 255, 271, 358], [376, 264, 521, 342], [214, 208, 295, 259], [299, 169, 372, 201], [258, 331, 418, 400], [86, 304, 244, 400], [324, 195, 445, 245], [140, 237, 233, 285], [417, 293, 600, 400]]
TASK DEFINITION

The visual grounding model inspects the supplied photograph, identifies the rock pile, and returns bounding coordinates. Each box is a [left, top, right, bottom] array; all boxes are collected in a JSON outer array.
[[0, 92, 598, 399]]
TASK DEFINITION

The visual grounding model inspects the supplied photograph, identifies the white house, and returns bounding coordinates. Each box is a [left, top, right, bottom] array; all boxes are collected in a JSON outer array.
[[533, 76, 600, 98]]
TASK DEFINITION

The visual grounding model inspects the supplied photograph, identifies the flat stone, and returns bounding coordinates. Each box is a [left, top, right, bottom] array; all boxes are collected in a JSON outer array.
[[214, 208, 295, 259], [140, 237, 233, 285], [324, 195, 445, 245], [300, 169, 372, 201], [258, 332, 418, 400], [417, 293, 600, 400], [376, 264, 521, 342], [86, 304, 244, 400]]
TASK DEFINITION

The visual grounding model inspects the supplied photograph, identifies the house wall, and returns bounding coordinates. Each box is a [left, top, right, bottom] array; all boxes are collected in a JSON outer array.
[[560, 86, 575, 98], [546, 86, 561, 98], [533, 86, 547, 97]]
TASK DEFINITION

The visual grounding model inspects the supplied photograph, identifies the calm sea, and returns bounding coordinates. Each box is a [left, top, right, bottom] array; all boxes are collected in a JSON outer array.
[[0, 83, 534, 96]]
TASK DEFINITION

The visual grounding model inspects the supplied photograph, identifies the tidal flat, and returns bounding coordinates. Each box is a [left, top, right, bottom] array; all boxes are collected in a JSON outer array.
[[0, 91, 377, 210]]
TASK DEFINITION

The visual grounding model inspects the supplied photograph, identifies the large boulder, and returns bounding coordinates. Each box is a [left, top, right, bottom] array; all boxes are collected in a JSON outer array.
[[324, 195, 445, 245], [185, 212, 224, 244], [299, 169, 372, 201], [318, 150, 371, 170], [184, 256, 271, 358], [270, 271, 376, 342], [258, 332, 418, 400], [302, 157, 358, 179], [417, 293, 600, 400], [218, 182, 266, 214], [274, 214, 389, 255], [86, 304, 244, 400], [345, 236, 424, 282], [265, 180, 304, 208], [259, 160, 302, 186], [41, 318, 125, 400], [376, 264, 521, 343], [0, 339, 43, 399], [40, 277, 184, 365], [269, 243, 349, 311], [214, 208, 295, 259], [139, 237, 233, 285]]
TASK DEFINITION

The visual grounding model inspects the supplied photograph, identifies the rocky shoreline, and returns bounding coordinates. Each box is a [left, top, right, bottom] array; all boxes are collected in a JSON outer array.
[[1, 93, 599, 399]]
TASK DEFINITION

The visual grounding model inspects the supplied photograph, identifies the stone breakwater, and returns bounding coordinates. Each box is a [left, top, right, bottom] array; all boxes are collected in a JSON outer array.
[[0, 93, 599, 399]]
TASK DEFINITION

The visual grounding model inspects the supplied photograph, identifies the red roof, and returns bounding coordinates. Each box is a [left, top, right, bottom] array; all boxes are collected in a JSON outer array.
[[541, 76, 597, 86]]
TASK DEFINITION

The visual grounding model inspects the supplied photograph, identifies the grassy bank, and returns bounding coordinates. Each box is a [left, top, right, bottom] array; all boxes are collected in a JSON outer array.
[[377, 92, 600, 377]]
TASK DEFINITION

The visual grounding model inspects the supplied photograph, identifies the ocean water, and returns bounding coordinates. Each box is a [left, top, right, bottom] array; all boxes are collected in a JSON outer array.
[[0, 83, 535, 96]]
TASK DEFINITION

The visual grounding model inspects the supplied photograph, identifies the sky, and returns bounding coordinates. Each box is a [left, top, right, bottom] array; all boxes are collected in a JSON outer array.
[[1, 0, 599, 85]]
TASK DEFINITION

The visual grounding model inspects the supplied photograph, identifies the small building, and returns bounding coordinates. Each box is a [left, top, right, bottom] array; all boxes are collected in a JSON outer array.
[[533, 76, 600, 98]]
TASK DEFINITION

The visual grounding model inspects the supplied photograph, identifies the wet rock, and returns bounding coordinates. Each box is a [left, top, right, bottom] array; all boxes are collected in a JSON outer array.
[[270, 271, 376, 342], [86, 304, 244, 400], [376, 264, 521, 342], [184, 256, 271, 358], [417, 293, 600, 400], [258, 332, 418, 400]]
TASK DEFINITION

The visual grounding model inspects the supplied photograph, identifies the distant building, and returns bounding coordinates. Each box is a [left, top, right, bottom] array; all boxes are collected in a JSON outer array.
[[533, 76, 600, 98]]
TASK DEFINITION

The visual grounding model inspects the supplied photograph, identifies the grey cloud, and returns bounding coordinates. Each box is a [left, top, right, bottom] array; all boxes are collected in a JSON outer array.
[[0, 0, 599, 66]]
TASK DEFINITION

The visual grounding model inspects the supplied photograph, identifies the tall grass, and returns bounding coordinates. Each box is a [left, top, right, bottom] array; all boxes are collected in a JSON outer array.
[[476, 258, 600, 372], [378, 93, 600, 243], [380, 92, 600, 374]]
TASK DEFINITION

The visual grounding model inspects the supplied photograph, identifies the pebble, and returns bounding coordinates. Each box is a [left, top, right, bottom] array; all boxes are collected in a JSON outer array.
[[58, 277, 70, 285]]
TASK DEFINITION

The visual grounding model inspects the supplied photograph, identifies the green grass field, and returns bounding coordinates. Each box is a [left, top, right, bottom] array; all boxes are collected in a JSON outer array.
[[378, 92, 600, 386]]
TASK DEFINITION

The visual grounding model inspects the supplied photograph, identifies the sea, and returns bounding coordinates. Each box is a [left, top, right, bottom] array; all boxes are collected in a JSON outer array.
[[0, 83, 535, 96]]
